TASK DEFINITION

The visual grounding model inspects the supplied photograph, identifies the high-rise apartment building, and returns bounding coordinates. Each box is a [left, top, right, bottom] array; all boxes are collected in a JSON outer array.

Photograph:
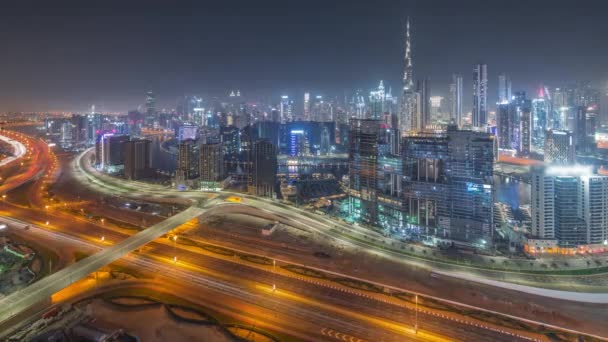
[[176, 139, 200, 185], [531, 166, 608, 248], [199, 143, 224, 190]]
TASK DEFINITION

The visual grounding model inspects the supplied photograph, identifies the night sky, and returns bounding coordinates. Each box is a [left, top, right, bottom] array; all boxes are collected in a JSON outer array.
[[0, 0, 607, 113]]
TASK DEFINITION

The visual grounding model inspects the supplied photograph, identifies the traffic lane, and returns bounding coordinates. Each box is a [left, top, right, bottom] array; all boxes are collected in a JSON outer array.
[[144, 241, 533, 342]]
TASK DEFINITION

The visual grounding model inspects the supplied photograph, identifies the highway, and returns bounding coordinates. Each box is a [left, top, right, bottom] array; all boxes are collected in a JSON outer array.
[[0, 206, 204, 323], [0, 134, 26, 167], [0, 215, 538, 342]]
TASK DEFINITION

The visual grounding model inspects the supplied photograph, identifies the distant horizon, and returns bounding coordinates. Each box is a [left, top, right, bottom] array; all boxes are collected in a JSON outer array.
[[1, 0, 607, 113]]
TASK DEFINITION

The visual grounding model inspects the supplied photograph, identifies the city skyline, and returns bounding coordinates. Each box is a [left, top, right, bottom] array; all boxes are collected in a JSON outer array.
[[1, 0, 607, 112]]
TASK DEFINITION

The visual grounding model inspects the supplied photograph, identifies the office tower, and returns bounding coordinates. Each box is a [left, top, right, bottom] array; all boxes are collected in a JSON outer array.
[[574, 106, 587, 152], [99, 134, 129, 171], [496, 91, 531, 155], [369, 80, 387, 120], [585, 104, 599, 143], [348, 119, 404, 230], [415, 78, 430, 130], [449, 74, 463, 127], [400, 17, 416, 133], [498, 73, 512, 103], [123, 139, 152, 180], [303, 92, 311, 121], [402, 125, 494, 247], [199, 143, 224, 190], [348, 119, 381, 225], [429, 96, 444, 123], [532, 90, 548, 150], [531, 166, 608, 248], [280, 95, 293, 123], [519, 101, 532, 155], [176, 139, 200, 185], [473, 63, 488, 127], [248, 140, 277, 197], [544, 130, 575, 165], [145, 91, 156, 126]]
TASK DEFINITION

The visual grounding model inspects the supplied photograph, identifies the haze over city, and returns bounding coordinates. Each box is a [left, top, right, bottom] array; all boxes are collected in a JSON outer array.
[[1, 1, 608, 341]]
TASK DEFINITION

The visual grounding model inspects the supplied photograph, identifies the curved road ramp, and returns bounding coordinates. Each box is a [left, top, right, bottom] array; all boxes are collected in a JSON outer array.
[[0, 206, 205, 330]]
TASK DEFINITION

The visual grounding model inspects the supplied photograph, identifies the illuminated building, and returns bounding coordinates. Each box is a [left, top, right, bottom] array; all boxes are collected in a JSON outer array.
[[145, 91, 156, 126], [280, 95, 293, 123], [531, 165, 608, 248], [99, 134, 129, 172], [449, 74, 463, 127], [220, 125, 240, 159], [348, 119, 403, 231], [176, 139, 200, 186], [303, 92, 311, 121], [415, 78, 430, 130], [289, 129, 310, 156], [496, 91, 531, 155], [400, 17, 416, 133], [402, 125, 494, 247], [123, 139, 152, 180], [544, 130, 574, 165], [497, 73, 511, 103], [176, 123, 199, 142], [199, 143, 224, 190], [247, 140, 277, 197], [472, 63, 488, 127], [369, 80, 387, 120], [531, 92, 548, 150]]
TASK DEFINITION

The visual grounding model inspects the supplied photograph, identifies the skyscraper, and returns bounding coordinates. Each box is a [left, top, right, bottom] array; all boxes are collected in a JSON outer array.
[[497, 73, 512, 103], [248, 140, 277, 197], [145, 91, 156, 126], [473, 63, 488, 127], [369, 80, 387, 120], [303, 92, 311, 121], [449, 74, 463, 127], [400, 17, 416, 133], [176, 139, 200, 186], [199, 143, 225, 190], [402, 125, 494, 247], [415, 78, 430, 130], [279, 95, 293, 123]]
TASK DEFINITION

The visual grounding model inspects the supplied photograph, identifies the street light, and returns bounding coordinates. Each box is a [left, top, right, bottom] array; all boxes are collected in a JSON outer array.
[[101, 236, 105, 241], [415, 295, 418, 334]]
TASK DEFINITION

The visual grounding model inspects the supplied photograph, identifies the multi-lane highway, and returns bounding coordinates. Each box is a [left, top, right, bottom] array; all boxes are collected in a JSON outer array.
[[0, 215, 540, 342]]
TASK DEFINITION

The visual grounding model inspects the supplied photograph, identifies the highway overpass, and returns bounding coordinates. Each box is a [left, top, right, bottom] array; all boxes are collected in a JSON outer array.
[[0, 205, 205, 324]]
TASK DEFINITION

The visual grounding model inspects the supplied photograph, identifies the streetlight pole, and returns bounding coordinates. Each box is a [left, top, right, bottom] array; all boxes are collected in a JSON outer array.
[[272, 259, 276, 292], [415, 294, 418, 334]]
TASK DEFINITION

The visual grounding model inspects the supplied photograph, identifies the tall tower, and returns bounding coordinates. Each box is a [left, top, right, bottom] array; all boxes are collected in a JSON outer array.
[[498, 73, 512, 103], [473, 63, 488, 128], [400, 17, 415, 133], [449, 74, 463, 127]]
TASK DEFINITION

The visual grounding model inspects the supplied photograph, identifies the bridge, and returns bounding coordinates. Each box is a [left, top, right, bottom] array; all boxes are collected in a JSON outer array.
[[0, 205, 205, 324]]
